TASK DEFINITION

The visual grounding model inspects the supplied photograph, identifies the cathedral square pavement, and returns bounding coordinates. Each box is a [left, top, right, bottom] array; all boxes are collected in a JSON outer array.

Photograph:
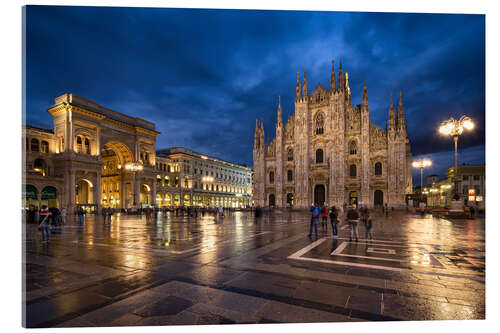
[[23, 210, 484, 327]]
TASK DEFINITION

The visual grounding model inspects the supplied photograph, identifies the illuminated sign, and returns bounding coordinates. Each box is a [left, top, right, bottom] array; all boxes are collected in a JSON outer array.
[[476, 196, 483, 202], [468, 189, 475, 196], [468, 196, 475, 202]]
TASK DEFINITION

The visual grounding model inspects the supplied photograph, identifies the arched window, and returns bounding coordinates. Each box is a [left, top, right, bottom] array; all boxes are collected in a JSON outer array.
[[84, 138, 90, 154], [287, 148, 294, 161], [269, 171, 274, 184], [76, 136, 82, 153], [315, 113, 324, 135], [349, 141, 357, 155], [287, 170, 293, 182], [184, 178, 189, 188], [31, 138, 39, 152], [25, 137, 29, 152], [316, 149, 324, 164], [41, 141, 49, 153], [375, 162, 382, 176], [350, 164, 357, 178], [167, 165, 171, 172]]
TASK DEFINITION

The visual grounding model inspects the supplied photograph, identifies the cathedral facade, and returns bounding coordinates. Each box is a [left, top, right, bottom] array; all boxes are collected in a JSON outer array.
[[253, 59, 412, 209]]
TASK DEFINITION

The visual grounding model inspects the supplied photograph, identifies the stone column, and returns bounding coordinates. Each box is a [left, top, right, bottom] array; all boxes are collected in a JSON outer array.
[[95, 171, 102, 213], [69, 169, 76, 213], [152, 178, 157, 208], [133, 174, 140, 208]]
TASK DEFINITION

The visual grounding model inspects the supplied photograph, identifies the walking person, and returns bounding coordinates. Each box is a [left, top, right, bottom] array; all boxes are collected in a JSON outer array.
[[329, 206, 339, 238], [321, 205, 328, 230], [308, 203, 321, 239], [364, 212, 374, 240], [345, 204, 360, 242], [38, 205, 52, 243]]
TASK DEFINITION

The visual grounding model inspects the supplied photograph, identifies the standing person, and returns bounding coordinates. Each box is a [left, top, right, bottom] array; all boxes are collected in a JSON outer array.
[[60, 207, 66, 225], [470, 206, 475, 218], [77, 207, 84, 223], [329, 206, 339, 238], [345, 204, 360, 242], [308, 203, 321, 239], [38, 205, 52, 243], [321, 205, 329, 230], [34, 207, 40, 228]]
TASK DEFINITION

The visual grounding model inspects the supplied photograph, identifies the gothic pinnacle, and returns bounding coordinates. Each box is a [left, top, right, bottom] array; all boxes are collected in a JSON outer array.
[[277, 95, 282, 125], [296, 71, 301, 100], [330, 60, 336, 91], [302, 68, 308, 97], [362, 74, 368, 105]]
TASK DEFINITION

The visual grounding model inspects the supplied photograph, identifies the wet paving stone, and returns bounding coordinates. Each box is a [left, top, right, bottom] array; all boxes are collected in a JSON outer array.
[[133, 296, 193, 317], [23, 211, 485, 327]]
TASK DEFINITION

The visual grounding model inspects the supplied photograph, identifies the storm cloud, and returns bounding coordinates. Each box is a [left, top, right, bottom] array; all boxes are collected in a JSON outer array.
[[25, 6, 485, 177]]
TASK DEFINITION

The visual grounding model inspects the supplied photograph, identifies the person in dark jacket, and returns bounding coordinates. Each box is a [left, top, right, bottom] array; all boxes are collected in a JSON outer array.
[[329, 206, 339, 237], [345, 205, 360, 241]]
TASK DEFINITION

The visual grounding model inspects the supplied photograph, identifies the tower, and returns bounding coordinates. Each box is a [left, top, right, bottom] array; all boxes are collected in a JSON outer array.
[[360, 76, 370, 206], [275, 96, 285, 207]]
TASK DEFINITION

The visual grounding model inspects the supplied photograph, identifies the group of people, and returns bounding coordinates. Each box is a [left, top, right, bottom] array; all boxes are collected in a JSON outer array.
[[26, 205, 67, 243], [309, 203, 373, 241]]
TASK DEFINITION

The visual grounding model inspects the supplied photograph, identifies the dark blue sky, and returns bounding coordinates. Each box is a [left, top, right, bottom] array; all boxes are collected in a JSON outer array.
[[24, 6, 485, 182]]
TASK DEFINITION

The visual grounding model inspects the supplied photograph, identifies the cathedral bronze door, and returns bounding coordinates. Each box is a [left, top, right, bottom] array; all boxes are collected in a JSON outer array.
[[314, 185, 325, 205], [349, 191, 358, 206], [268, 194, 275, 207], [374, 190, 384, 206]]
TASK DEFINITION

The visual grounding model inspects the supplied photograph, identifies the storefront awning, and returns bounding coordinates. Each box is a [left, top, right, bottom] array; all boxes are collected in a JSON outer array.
[[41, 186, 57, 199], [23, 185, 38, 199]]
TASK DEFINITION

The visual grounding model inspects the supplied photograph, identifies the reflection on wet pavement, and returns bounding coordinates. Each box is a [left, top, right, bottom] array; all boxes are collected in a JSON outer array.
[[23, 210, 485, 327]]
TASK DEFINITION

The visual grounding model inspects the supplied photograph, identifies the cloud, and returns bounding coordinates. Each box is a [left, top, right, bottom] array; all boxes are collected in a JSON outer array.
[[25, 7, 485, 166]]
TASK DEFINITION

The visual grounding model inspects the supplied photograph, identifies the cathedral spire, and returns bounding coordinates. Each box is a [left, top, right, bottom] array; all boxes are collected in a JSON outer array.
[[362, 75, 368, 105], [277, 96, 282, 126], [397, 90, 407, 136], [338, 57, 344, 92], [330, 60, 336, 92], [302, 69, 308, 98], [388, 91, 396, 130], [296, 71, 301, 101]]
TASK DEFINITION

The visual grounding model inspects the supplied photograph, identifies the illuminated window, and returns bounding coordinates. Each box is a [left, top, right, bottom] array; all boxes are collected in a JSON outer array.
[[84, 138, 90, 154], [76, 136, 82, 153], [41, 141, 49, 153]]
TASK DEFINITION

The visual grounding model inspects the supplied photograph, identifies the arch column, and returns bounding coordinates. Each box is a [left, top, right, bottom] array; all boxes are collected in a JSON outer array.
[[95, 171, 102, 212]]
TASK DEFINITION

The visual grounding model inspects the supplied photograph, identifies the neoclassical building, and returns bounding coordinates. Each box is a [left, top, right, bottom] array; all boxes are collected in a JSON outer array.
[[23, 93, 252, 213], [253, 59, 412, 209]]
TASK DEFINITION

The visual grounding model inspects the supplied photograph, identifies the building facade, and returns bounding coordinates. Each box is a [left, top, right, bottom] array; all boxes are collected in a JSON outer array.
[[23, 94, 252, 212], [253, 59, 412, 209], [154, 148, 252, 208]]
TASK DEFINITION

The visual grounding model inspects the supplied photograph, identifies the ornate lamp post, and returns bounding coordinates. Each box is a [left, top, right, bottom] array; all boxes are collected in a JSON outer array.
[[438, 116, 474, 199], [125, 162, 143, 207], [412, 159, 432, 194]]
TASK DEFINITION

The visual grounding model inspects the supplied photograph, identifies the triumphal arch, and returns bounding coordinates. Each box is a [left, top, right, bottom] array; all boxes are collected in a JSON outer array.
[[44, 93, 160, 212]]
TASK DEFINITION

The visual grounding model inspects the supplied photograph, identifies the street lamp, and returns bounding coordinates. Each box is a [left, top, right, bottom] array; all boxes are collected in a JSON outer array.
[[412, 159, 432, 194], [125, 162, 144, 206], [439, 116, 474, 198]]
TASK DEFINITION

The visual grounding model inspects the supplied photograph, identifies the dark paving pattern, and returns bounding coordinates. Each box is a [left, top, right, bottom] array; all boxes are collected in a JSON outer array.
[[22, 210, 485, 327]]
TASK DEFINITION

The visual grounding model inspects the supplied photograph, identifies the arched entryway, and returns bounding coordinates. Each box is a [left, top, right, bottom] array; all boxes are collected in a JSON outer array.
[[268, 194, 275, 207], [23, 184, 38, 209], [287, 193, 294, 207], [76, 179, 93, 204], [314, 184, 325, 205], [374, 190, 384, 206], [140, 184, 151, 205], [349, 191, 358, 206], [101, 141, 134, 209]]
